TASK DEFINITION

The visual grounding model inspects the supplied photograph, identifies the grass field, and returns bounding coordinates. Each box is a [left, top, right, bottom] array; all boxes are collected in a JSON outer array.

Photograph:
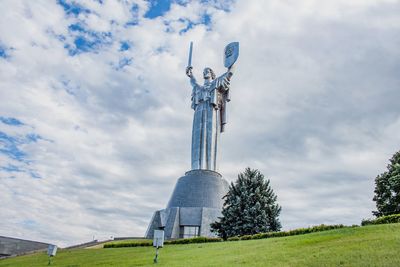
[[1, 224, 399, 267]]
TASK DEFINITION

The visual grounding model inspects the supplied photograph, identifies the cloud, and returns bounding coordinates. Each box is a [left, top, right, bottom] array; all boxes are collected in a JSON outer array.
[[0, 0, 399, 246]]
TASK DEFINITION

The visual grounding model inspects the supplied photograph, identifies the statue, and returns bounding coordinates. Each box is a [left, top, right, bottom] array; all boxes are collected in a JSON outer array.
[[185, 42, 239, 171], [145, 42, 239, 240]]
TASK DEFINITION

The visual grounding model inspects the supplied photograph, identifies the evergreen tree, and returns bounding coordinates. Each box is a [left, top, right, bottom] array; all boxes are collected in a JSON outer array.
[[211, 168, 281, 239], [373, 150, 400, 217]]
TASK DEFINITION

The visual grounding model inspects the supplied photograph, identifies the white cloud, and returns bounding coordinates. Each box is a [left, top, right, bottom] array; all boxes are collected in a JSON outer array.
[[0, 0, 399, 247]]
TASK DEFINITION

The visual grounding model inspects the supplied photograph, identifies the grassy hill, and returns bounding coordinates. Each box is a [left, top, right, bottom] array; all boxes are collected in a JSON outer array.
[[1, 224, 399, 267]]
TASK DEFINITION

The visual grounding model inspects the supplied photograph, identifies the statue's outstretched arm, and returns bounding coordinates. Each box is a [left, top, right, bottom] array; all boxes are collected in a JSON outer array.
[[227, 64, 235, 79], [187, 66, 200, 110], [215, 64, 235, 90], [186, 66, 200, 88]]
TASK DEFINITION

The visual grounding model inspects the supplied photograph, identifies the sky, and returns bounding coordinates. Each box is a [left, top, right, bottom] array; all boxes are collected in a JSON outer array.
[[0, 0, 400, 247]]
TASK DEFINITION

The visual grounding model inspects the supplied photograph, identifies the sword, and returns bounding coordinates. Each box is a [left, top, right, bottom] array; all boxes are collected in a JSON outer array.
[[187, 41, 193, 68]]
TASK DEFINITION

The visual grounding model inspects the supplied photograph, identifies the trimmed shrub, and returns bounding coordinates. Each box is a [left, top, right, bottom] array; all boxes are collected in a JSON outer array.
[[239, 235, 253, 240], [166, 237, 222, 245], [361, 219, 374, 226], [227, 236, 240, 241], [104, 224, 359, 248], [104, 236, 222, 248], [361, 213, 400, 226], [104, 240, 152, 248], [237, 224, 349, 241], [375, 214, 400, 224], [251, 233, 267, 240]]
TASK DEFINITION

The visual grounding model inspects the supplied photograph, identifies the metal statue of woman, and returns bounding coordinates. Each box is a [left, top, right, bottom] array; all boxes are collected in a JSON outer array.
[[185, 42, 239, 171]]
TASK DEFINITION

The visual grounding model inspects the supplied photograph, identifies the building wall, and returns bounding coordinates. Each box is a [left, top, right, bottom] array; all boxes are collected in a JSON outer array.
[[0, 236, 50, 257]]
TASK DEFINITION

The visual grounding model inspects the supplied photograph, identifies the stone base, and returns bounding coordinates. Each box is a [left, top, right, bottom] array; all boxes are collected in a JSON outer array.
[[145, 207, 223, 239], [145, 169, 229, 239]]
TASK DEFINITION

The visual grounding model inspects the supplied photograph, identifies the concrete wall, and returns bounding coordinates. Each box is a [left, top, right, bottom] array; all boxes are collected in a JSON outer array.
[[0, 236, 50, 257]]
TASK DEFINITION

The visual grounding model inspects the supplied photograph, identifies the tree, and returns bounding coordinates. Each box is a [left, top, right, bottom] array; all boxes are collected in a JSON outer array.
[[211, 168, 281, 239], [373, 150, 400, 217]]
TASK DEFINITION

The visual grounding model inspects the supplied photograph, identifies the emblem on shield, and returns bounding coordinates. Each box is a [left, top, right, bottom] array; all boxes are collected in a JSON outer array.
[[224, 42, 239, 68]]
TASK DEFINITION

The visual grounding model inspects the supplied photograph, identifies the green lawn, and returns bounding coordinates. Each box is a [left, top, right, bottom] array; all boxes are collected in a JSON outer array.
[[1, 224, 400, 267]]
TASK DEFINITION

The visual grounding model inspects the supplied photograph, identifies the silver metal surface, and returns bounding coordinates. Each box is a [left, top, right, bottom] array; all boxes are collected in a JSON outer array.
[[47, 244, 57, 256], [153, 230, 164, 247], [186, 42, 238, 171], [146, 43, 239, 240], [146, 207, 223, 239], [188, 41, 193, 67], [224, 42, 239, 68]]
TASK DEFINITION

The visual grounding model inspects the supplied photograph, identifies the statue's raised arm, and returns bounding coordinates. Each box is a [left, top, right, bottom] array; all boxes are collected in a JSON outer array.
[[213, 41, 239, 93], [186, 66, 201, 110], [186, 66, 200, 86]]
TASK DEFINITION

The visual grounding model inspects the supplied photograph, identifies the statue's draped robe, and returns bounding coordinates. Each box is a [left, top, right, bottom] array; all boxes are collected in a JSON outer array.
[[190, 71, 232, 171]]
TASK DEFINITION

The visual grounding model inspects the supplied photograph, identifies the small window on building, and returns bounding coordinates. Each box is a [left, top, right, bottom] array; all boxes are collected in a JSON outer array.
[[180, 226, 200, 238]]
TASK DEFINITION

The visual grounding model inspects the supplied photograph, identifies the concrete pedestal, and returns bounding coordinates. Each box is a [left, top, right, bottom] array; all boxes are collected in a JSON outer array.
[[145, 169, 229, 239]]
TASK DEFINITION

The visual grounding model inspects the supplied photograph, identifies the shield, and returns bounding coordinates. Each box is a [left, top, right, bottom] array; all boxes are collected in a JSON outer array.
[[224, 42, 239, 68]]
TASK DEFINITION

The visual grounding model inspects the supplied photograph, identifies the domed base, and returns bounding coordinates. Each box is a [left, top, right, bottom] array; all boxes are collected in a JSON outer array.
[[146, 170, 229, 239], [167, 169, 228, 208]]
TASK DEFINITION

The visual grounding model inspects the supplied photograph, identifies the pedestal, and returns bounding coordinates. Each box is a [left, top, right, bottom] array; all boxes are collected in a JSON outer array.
[[145, 169, 229, 239]]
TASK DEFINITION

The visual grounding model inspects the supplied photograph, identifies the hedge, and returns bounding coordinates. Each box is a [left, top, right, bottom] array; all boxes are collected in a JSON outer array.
[[104, 237, 222, 248], [361, 213, 400, 226], [104, 240, 152, 248], [165, 236, 222, 245], [226, 224, 353, 241], [105, 224, 358, 248]]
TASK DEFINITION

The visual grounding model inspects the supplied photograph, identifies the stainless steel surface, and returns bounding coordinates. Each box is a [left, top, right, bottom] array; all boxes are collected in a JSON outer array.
[[224, 42, 239, 68], [47, 245, 57, 256], [146, 43, 239, 239], [153, 230, 164, 247], [186, 42, 238, 171], [188, 41, 193, 67]]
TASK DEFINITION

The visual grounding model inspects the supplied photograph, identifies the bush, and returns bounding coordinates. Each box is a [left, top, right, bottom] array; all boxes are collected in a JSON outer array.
[[104, 240, 152, 248], [361, 214, 400, 226], [361, 219, 374, 226], [165, 237, 222, 245], [104, 236, 222, 248], [236, 224, 349, 241], [375, 214, 400, 224], [239, 235, 253, 240], [104, 224, 358, 248]]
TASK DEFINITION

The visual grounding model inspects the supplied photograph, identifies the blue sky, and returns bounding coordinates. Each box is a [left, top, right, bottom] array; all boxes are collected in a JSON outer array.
[[1, 0, 400, 247], [56, 0, 218, 56], [144, 0, 171, 18]]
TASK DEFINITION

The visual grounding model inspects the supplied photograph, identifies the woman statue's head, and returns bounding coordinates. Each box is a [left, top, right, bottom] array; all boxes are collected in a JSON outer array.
[[203, 67, 216, 80]]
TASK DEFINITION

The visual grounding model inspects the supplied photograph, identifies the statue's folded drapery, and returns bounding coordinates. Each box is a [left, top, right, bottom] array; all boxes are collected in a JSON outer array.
[[190, 70, 233, 171]]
